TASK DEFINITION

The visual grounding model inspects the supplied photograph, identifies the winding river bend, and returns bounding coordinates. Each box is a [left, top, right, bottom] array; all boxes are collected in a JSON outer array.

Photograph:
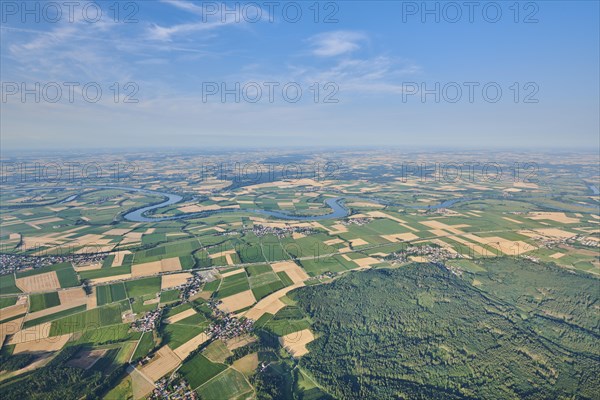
[[7, 185, 597, 223], [0, 185, 467, 221], [120, 187, 465, 223]]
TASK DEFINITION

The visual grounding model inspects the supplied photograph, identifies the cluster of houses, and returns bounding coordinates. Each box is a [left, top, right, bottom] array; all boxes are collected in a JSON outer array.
[[132, 308, 162, 332], [179, 273, 204, 301], [386, 245, 461, 265], [340, 217, 372, 226], [0, 252, 105, 274], [149, 374, 197, 400], [207, 300, 254, 340], [252, 224, 316, 239], [537, 234, 599, 249]]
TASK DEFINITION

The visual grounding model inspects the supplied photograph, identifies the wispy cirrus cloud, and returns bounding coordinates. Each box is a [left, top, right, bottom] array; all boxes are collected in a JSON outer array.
[[149, 0, 269, 42], [308, 30, 367, 57]]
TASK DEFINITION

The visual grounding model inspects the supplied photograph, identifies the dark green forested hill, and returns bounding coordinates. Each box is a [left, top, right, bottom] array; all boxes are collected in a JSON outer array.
[[292, 260, 600, 400]]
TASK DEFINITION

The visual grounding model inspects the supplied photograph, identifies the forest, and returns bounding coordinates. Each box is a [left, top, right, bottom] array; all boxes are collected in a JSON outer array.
[[292, 259, 600, 399]]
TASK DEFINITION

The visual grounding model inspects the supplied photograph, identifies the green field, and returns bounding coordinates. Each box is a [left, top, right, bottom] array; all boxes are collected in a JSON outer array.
[[74, 323, 140, 345], [161, 323, 204, 349], [28, 292, 60, 312], [180, 353, 227, 389], [124, 277, 160, 298], [202, 340, 232, 363], [22, 304, 87, 329], [49, 303, 126, 336], [195, 367, 253, 399], [214, 272, 249, 299], [131, 331, 156, 361], [0, 296, 19, 309], [15, 262, 79, 288], [251, 280, 284, 301], [159, 289, 180, 303], [96, 282, 127, 306], [0, 274, 22, 294]]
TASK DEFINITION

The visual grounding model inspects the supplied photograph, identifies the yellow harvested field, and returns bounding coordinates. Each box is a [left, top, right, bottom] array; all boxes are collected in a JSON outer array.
[[25, 289, 87, 322], [502, 217, 523, 224], [103, 228, 132, 236], [173, 332, 211, 360], [131, 368, 156, 399], [74, 263, 102, 272], [245, 283, 304, 321], [89, 273, 132, 285], [528, 212, 579, 224], [164, 308, 197, 324], [410, 256, 428, 262], [225, 335, 256, 351], [111, 250, 132, 267], [420, 220, 466, 234], [8, 322, 53, 345], [550, 252, 565, 259], [13, 333, 72, 354], [121, 231, 143, 245], [58, 287, 87, 306], [140, 345, 182, 382], [131, 257, 182, 278], [352, 257, 380, 268], [366, 211, 407, 224], [0, 303, 28, 321], [15, 271, 61, 292], [143, 297, 160, 306], [428, 229, 448, 237], [447, 236, 489, 256], [462, 234, 534, 255], [279, 329, 315, 357], [346, 201, 385, 208], [0, 316, 25, 341], [429, 239, 460, 255], [28, 217, 63, 225], [232, 353, 259, 376], [161, 272, 193, 290], [535, 228, 577, 239], [328, 224, 348, 234], [87, 287, 98, 309], [514, 182, 539, 189], [381, 232, 419, 242], [350, 238, 369, 247], [131, 261, 162, 277], [220, 268, 244, 278], [210, 249, 237, 259], [271, 262, 309, 284], [160, 257, 182, 272], [324, 238, 344, 246], [218, 290, 257, 313]]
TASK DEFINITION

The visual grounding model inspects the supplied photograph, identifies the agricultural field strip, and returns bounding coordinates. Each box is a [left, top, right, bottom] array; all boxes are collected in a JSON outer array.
[[190, 365, 252, 393], [0, 226, 560, 299]]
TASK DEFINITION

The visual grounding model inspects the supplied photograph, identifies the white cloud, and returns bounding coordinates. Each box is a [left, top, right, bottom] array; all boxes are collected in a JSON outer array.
[[309, 31, 367, 57]]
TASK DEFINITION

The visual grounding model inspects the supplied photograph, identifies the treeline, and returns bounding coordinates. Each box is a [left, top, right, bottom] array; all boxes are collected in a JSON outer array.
[[0, 346, 126, 400]]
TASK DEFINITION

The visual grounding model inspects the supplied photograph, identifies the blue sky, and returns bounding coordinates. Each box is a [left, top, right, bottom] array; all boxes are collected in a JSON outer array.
[[1, 0, 598, 150]]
